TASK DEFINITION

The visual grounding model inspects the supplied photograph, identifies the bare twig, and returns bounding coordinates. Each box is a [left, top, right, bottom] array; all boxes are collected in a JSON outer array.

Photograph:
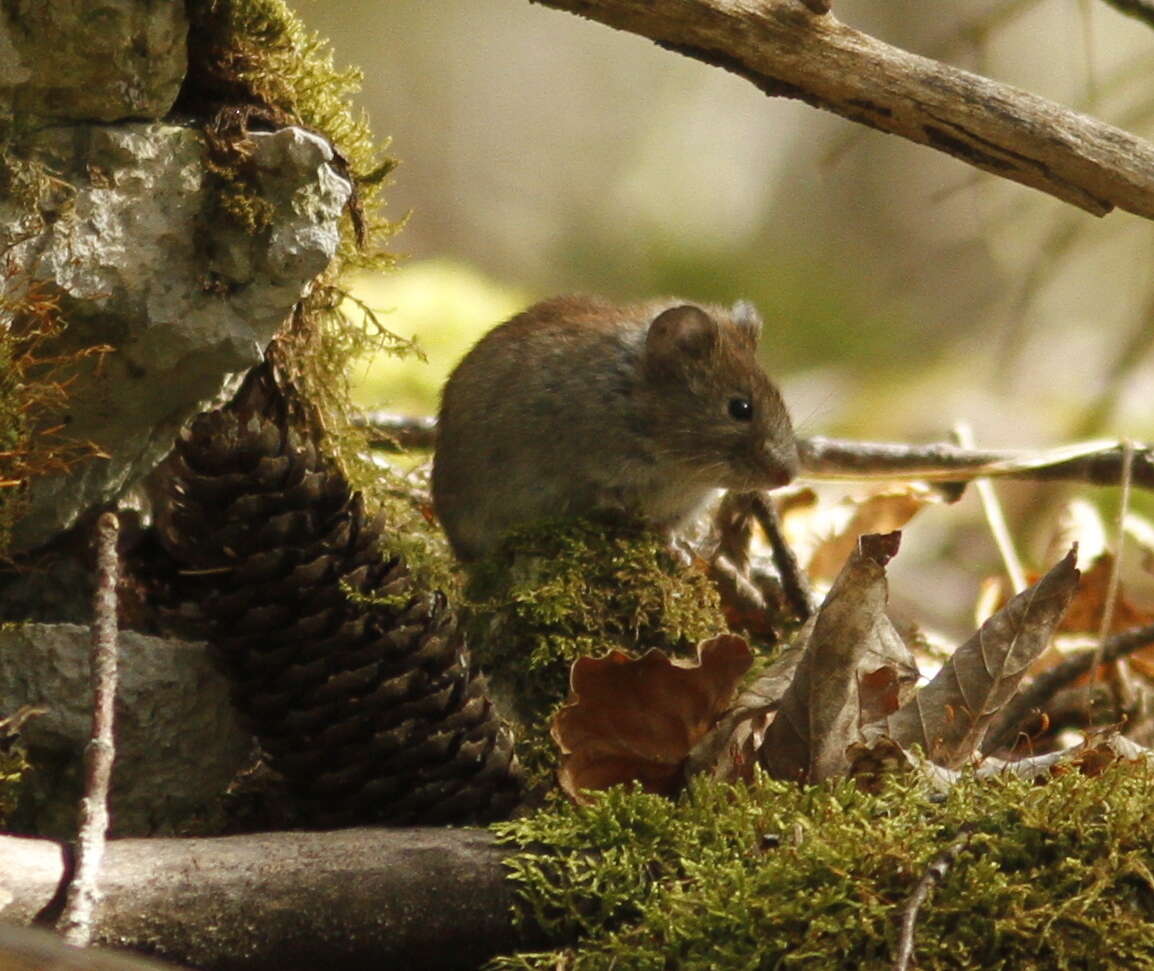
[[982, 621, 1154, 754], [955, 423, 1027, 594], [893, 827, 975, 971], [353, 411, 437, 452], [532, 0, 1154, 218], [798, 437, 1154, 490], [358, 420, 1154, 493], [1087, 440, 1134, 693], [57, 512, 120, 948]]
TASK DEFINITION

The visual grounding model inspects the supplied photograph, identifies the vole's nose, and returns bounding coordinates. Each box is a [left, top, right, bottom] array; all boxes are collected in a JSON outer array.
[[765, 439, 800, 487]]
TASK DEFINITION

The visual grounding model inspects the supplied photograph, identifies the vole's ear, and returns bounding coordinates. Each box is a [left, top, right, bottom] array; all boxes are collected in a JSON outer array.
[[645, 305, 718, 370], [730, 300, 762, 345]]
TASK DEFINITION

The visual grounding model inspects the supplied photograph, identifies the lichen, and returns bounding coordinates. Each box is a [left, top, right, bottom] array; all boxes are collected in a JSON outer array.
[[466, 519, 728, 781], [489, 763, 1154, 969]]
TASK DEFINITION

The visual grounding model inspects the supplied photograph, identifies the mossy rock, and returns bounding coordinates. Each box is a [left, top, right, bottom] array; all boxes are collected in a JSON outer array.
[[465, 519, 729, 781]]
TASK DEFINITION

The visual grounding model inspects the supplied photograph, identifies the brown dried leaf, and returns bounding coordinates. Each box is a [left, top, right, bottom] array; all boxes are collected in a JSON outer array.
[[682, 641, 810, 784], [1062, 732, 1151, 776], [877, 549, 1080, 768], [795, 484, 941, 585], [759, 531, 918, 783], [1058, 554, 1154, 636], [552, 634, 753, 803]]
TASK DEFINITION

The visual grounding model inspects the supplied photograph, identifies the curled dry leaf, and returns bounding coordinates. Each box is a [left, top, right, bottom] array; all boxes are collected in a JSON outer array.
[[785, 483, 943, 586], [759, 531, 919, 784], [1053, 554, 1154, 636], [873, 549, 1080, 769], [552, 634, 753, 803]]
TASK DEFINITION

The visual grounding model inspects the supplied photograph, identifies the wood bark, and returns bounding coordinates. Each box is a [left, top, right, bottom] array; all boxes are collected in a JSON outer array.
[[1, 828, 521, 970], [531, 0, 1154, 218]]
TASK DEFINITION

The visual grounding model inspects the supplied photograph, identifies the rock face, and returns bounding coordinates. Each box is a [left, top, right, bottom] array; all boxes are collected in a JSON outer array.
[[0, 0, 187, 124], [2, 123, 351, 551], [0, 624, 250, 837]]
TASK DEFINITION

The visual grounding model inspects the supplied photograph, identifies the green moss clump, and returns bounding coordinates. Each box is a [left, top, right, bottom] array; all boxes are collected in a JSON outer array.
[[490, 764, 1154, 969], [176, 1, 453, 586], [0, 748, 28, 825], [465, 519, 727, 780]]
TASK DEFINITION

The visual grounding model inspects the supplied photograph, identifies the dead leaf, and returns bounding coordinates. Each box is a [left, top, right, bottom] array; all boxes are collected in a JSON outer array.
[[790, 484, 942, 586], [759, 531, 918, 783], [1065, 732, 1151, 776], [1058, 554, 1154, 636], [875, 548, 1080, 769], [682, 640, 809, 785], [552, 634, 753, 802]]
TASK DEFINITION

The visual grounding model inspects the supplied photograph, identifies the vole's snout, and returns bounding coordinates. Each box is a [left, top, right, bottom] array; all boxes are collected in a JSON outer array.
[[764, 439, 800, 488]]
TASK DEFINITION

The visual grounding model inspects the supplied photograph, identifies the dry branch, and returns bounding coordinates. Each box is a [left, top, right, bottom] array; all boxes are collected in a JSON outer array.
[[799, 437, 1154, 490], [355, 411, 437, 451], [356, 417, 1154, 494], [1, 828, 520, 971], [530, 0, 1154, 218]]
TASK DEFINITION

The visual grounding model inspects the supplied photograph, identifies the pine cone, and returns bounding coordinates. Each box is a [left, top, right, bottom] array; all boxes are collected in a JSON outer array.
[[151, 362, 522, 826]]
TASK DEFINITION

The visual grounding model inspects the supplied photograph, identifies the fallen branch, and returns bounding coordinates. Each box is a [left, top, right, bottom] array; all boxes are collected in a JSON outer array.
[[983, 621, 1154, 754], [2, 828, 520, 970], [530, 0, 1154, 218]]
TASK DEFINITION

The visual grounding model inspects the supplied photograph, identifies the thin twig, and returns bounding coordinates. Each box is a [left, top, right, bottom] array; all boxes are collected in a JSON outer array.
[[798, 436, 1154, 490], [357, 420, 1154, 492], [893, 827, 975, 971], [1087, 439, 1134, 690], [954, 423, 1027, 594], [56, 511, 120, 948], [982, 621, 1154, 754], [354, 411, 437, 452]]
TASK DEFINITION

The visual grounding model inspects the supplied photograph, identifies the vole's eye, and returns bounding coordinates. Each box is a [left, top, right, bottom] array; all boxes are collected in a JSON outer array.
[[728, 397, 754, 422]]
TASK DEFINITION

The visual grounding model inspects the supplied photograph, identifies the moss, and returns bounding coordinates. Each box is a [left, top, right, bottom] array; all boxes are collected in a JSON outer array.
[[490, 763, 1154, 969], [174, 0, 453, 583], [465, 519, 728, 781], [0, 272, 109, 557], [0, 748, 28, 825]]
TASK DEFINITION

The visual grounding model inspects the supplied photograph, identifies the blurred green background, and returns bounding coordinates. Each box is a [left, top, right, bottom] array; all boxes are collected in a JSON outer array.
[[299, 0, 1153, 442], [295, 0, 1154, 632]]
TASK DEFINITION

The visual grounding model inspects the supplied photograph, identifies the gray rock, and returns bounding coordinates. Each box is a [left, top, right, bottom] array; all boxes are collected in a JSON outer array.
[[0, 624, 251, 837], [0, 0, 187, 124], [2, 123, 351, 551]]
